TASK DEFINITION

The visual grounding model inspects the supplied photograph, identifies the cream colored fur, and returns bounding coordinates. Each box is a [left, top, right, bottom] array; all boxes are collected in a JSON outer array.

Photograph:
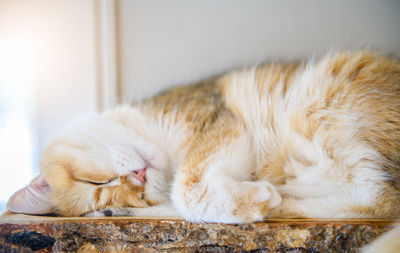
[[7, 51, 400, 243]]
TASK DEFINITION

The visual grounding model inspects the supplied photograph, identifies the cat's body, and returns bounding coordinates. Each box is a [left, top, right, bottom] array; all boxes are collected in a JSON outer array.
[[7, 51, 400, 224]]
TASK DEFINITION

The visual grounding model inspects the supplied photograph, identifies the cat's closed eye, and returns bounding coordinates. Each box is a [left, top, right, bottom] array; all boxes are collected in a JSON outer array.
[[78, 178, 117, 186]]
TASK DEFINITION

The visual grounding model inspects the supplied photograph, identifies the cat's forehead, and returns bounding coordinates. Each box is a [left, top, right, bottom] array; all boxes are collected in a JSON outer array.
[[108, 144, 146, 174], [48, 117, 150, 183]]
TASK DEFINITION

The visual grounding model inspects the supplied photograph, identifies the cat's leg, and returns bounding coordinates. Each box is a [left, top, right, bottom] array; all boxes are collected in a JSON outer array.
[[170, 131, 281, 223], [85, 203, 181, 218], [265, 137, 394, 219]]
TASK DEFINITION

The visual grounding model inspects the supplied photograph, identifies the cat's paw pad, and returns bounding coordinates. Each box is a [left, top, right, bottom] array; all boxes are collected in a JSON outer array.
[[84, 208, 135, 217], [102, 209, 114, 216]]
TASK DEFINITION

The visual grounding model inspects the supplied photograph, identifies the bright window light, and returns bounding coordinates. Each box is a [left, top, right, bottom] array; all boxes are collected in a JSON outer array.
[[0, 39, 37, 213]]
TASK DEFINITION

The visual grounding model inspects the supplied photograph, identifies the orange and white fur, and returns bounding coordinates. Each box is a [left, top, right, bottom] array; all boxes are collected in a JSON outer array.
[[7, 52, 400, 233]]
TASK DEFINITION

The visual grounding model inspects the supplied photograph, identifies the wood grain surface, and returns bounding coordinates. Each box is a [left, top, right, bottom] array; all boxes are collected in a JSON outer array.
[[0, 213, 397, 252]]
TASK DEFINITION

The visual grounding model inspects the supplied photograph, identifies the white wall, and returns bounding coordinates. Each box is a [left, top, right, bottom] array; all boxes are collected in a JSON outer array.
[[0, 0, 99, 152], [118, 0, 400, 103], [3, 0, 399, 149]]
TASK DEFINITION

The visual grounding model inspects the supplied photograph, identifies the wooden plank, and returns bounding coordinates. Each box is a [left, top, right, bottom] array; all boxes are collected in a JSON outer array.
[[0, 213, 397, 252]]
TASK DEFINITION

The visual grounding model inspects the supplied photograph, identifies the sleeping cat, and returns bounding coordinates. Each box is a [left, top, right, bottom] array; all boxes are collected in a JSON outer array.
[[7, 51, 400, 224]]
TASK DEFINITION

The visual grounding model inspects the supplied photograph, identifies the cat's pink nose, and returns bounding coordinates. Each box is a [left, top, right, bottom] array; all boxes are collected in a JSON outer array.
[[132, 167, 146, 183]]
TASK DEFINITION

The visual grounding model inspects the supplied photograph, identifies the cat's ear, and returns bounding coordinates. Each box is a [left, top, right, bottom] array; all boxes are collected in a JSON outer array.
[[7, 174, 56, 215]]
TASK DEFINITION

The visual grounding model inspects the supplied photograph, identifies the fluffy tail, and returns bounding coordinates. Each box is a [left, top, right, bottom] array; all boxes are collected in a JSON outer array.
[[362, 223, 400, 253]]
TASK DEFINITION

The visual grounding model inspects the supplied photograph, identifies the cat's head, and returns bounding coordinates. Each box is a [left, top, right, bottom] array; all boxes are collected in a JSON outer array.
[[7, 116, 170, 216]]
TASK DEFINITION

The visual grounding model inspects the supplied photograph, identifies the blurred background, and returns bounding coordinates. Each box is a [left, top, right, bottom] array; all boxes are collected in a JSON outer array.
[[0, 0, 399, 213]]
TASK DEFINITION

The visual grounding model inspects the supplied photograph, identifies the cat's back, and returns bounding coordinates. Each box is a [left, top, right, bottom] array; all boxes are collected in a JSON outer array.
[[140, 76, 235, 134], [140, 51, 400, 153], [301, 52, 400, 172], [221, 51, 399, 122]]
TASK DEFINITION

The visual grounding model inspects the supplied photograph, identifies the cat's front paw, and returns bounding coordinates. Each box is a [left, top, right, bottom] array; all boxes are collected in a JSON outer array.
[[84, 207, 135, 217], [232, 181, 281, 222]]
